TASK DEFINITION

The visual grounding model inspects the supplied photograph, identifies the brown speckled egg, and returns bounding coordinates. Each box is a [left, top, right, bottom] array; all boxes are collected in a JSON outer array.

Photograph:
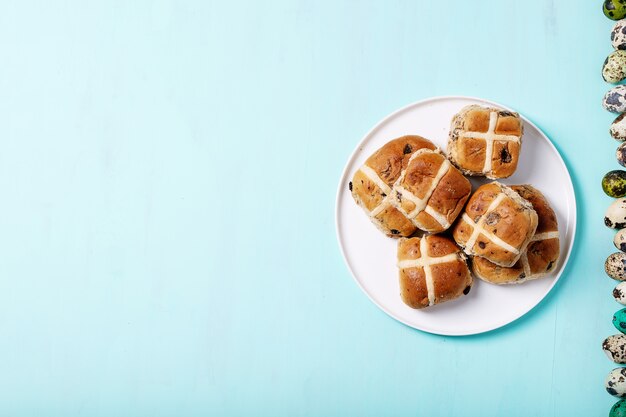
[[604, 334, 626, 364], [607, 252, 626, 281], [607, 368, 626, 397], [615, 282, 626, 304], [607, 199, 626, 228], [619, 143, 626, 167], [612, 114, 626, 141]]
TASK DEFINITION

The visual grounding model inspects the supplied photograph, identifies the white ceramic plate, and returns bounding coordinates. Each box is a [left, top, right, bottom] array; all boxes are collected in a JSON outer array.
[[335, 96, 576, 336]]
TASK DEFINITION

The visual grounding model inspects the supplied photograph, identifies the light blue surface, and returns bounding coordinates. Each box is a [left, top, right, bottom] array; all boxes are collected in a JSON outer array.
[[0, 0, 616, 415]]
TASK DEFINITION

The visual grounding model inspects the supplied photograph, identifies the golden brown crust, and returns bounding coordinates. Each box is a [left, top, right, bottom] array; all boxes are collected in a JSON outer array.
[[471, 185, 560, 284], [398, 235, 472, 309], [447, 105, 523, 179], [401, 151, 442, 199], [391, 149, 472, 233], [400, 267, 429, 308], [452, 182, 538, 267], [351, 136, 436, 237], [365, 136, 436, 186], [472, 256, 524, 284], [511, 185, 558, 235]]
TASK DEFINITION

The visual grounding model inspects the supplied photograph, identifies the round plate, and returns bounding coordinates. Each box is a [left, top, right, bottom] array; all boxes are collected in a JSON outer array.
[[335, 96, 577, 336]]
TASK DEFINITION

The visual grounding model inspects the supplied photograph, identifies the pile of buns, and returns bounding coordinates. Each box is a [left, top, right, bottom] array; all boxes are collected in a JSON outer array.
[[350, 105, 561, 309]]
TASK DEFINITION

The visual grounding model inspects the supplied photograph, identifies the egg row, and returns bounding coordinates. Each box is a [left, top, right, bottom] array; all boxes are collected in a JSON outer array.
[[602, 20, 626, 144], [601, 28, 626, 195], [602, 194, 626, 405], [604, 20, 626, 84], [603, 4, 626, 416]]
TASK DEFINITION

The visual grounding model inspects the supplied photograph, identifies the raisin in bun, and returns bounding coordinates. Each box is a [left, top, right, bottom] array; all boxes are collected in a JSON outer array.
[[471, 185, 560, 284], [448, 105, 523, 179], [398, 235, 472, 309], [390, 148, 472, 233], [452, 182, 538, 268], [350, 136, 436, 237]]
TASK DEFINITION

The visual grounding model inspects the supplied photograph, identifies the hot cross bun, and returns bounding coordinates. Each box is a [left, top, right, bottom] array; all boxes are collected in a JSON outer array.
[[350, 136, 436, 237], [398, 235, 472, 309], [452, 182, 538, 267], [390, 148, 471, 233], [447, 105, 523, 179], [471, 185, 560, 284]]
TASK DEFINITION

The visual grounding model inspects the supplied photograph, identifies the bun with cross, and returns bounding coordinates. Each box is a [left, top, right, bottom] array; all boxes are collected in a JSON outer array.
[[350, 135, 437, 237], [447, 105, 523, 179], [391, 148, 472, 233], [398, 235, 473, 309], [452, 182, 539, 268], [471, 185, 560, 284]]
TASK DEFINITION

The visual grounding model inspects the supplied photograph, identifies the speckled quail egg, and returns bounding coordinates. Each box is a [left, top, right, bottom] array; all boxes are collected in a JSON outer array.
[[616, 229, 626, 252], [607, 252, 626, 281], [604, 171, 626, 197], [606, 199, 626, 228], [604, 86, 626, 113], [607, 368, 626, 397], [615, 282, 626, 305], [612, 114, 626, 141], [604, 51, 626, 83], [616, 309, 626, 334], [614, 21, 626, 50], [605, 0, 626, 20], [612, 399, 626, 417], [615, 137, 626, 168], [604, 334, 626, 363]]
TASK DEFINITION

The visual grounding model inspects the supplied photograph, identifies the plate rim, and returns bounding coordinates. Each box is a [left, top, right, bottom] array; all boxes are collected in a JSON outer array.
[[334, 95, 578, 336]]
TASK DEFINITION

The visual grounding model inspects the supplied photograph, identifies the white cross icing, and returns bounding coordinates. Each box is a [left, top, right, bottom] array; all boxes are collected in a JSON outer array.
[[461, 193, 521, 256], [397, 237, 462, 306], [392, 149, 452, 230], [461, 111, 520, 174], [357, 164, 393, 218], [530, 231, 560, 242], [520, 230, 560, 279]]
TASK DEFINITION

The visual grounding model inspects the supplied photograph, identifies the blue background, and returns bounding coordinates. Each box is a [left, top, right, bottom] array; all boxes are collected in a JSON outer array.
[[0, 0, 617, 415]]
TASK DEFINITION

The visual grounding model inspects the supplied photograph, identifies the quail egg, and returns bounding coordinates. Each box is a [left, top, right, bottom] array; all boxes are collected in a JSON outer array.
[[612, 398, 626, 417], [604, 50, 626, 83], [607, 252, 626, 281], [606, 199, 626, 228], [605, 0, 626, 20], [616, 229, 626, 253], [604, 170, 626, 197], [612, 114, 626, 141], [607, 368, 626, 397], [604, 334, 626, 363], [619, 144, 626, 168], [604, 86, 626, 113], [614, 20, 626, 50], [615, 282, 626, 304], [616, 309, 626, 334]]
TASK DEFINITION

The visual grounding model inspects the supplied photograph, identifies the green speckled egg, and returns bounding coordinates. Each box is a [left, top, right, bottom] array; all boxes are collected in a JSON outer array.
[[604, 51, 626, 83], [615, 309, 626, 333], [604, 170, 626, 197], [611, 399, 626, 417], [605, 0, 626, 20]]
